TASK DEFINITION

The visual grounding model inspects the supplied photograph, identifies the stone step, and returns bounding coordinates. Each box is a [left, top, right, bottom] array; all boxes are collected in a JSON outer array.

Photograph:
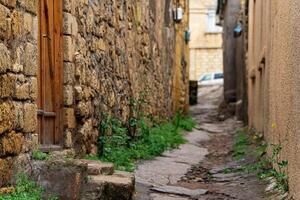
[[81, 173, 135, 200], [81, 160, 114, 175]]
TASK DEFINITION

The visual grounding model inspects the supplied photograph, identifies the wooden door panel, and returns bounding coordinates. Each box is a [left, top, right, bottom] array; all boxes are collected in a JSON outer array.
[[38, 0, 63, 146]]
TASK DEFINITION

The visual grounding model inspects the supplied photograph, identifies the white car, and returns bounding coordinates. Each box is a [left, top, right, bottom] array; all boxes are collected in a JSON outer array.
[[198, 72, 224, 86]]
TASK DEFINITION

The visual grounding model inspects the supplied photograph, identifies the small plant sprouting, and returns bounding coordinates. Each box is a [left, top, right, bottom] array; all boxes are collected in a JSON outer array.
[[227, 128, 289, 194], [90, 96, 196, 172], [32, 149, 50, 161], [0, 173, 43, 200]]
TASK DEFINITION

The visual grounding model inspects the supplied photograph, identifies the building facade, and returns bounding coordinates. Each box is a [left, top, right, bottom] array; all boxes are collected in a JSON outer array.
[[0, 0, 189, 187], [189, 0, 223, 81], [219, 0, 300, 198], [247, 0, 300, 198]]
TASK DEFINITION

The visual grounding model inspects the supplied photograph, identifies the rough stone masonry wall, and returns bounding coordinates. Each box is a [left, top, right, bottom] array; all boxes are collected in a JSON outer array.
[[62, 0, 188, 155], [0, 0, 38, 186], [0, 0, 189, 187]]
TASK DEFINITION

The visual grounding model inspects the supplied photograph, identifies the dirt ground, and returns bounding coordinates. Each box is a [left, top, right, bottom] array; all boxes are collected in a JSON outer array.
[[133, 86, 272, 200]]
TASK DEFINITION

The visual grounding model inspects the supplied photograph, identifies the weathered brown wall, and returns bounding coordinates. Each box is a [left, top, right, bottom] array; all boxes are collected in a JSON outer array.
[[0, 0, 189, 186], [63, 0, 189, 154], [0, 0, 38, 186], [248, 0, 300, 198]]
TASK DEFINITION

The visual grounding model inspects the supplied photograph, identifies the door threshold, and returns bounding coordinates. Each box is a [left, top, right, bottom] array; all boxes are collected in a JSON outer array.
[[39, 145, 63, 153]]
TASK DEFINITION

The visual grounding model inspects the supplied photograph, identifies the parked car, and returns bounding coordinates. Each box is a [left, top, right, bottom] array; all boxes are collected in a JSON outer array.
[[198, 72, 224, 86]]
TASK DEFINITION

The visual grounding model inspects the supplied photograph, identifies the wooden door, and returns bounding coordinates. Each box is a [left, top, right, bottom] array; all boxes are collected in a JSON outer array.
[[38, 0, 63, 148]]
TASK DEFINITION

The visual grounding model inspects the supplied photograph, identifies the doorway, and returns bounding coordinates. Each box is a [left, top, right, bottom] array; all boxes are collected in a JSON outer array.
[[38, 0, 63, 148]]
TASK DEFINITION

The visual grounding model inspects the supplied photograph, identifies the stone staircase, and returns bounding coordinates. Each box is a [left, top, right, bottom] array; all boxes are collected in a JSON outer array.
[[81, 160, 135, 200], [29, 156, 135, 200]]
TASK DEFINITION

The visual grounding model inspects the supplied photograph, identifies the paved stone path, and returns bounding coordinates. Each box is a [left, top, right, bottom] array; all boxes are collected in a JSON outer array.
[[133, 85, 270, 200]]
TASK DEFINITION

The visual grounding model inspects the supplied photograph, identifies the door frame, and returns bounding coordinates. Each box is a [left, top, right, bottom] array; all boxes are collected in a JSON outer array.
[[37, 0, 64, 148]]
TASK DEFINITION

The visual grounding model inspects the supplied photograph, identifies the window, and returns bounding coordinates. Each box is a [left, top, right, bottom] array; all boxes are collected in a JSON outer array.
[[200, 74, 213, 82], [214, 73, 224, 79], [206, 10, 223, 33]]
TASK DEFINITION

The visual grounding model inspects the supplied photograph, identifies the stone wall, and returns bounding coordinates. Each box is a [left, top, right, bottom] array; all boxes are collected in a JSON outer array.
[[0, 0, 189, 187], [0, 0, 38, 186], [62, 0, 189, 154]]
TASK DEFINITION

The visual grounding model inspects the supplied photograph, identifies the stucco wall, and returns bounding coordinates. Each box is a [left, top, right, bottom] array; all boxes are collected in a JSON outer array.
[[248, 0, 300, 198], [0, 0, 189, 187]]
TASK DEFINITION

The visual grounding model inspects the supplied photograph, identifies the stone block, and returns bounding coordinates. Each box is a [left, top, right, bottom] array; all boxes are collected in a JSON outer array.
[[29, 77, 37, 100], [0, 157, 13, 187], [63, 12, 77, 36], [0, 4, 10, 39], [0, 0, 16, 8], [78, 119, 93, 139], [64, 108, 76, 129], [76, 101, 93, 117], [81, 160, 114, 176], [23, 103, 37, 133], [0, 74, 15, 97], [13, 102, 24, 130], [63, 62, 75, 84], [0, 43, 11, 73], [0, 102, 14, 135], [64, 36, 75, 62], [22, 133, 38, 153], [64, 130, 73, 148], [91, 37, 106, 52], [17, 0, 37, 14], [0, 131, 23, 157], [63, 0, 76, 14], [23, 12, 33, 34], [64, 85, 73, 106], [83, 174, 134, 200], [12, 45, 25, 73], [15, 82, 30, 100], [31, 159, 88, 200], [11, 10, 24, 38], [24, 42, 37, 76], [74, 85, 83, 101]]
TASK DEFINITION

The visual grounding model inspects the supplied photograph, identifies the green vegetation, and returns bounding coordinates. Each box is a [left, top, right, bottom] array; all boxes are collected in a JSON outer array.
[[232, 128, 250, 160], [225, 128, 289, 193], [0, 174, 43, 200], [86, 112, 196, 172], [0, 174, 58, 200], [32, 150, 50, 161]]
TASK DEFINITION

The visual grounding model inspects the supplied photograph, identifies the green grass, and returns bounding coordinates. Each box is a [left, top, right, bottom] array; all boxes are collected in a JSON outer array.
[[233, 128, 250, 160], [86, 114, 196, 172], [225, 128, 289, 193], [32, 150, 50, 161], [0, 174, 58, 200], [0, 174, 43, 200]]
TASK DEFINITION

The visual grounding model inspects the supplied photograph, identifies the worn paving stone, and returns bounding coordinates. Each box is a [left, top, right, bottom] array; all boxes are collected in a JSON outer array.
[[150, 193, 189, 200], [151, 185, 207, 198]]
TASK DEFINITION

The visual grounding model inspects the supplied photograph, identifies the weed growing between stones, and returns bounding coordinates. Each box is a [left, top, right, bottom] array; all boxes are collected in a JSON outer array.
[[224, 128, 289, 194], [0, 174, 58, 200], [32, 150, 50, 161], [86, 112, 196, 172]]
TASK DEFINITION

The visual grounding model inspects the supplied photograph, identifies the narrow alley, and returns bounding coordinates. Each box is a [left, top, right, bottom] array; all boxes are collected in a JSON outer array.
[[1, 0, 300, 199], [134, 86, 269, 200]]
